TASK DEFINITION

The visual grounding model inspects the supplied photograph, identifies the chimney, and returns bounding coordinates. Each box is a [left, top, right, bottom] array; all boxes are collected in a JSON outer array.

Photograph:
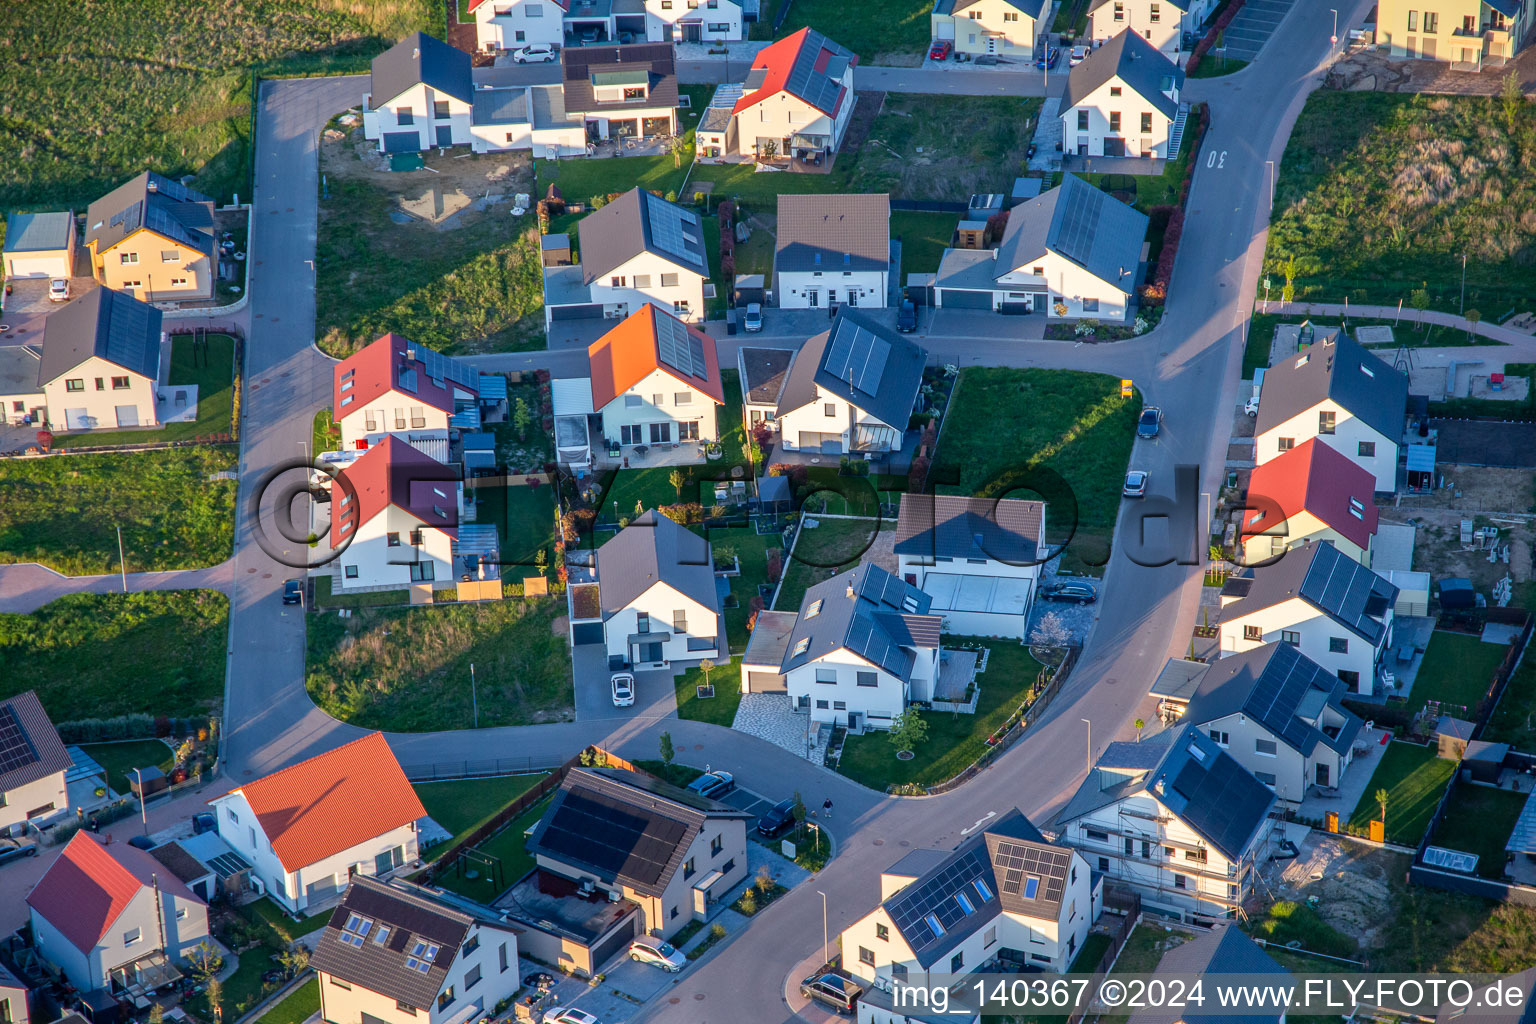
[[413, 47, 420, 59], [846, 585, 856, 599], [147, 179, 158, 193], [406, 346, 416, 362]]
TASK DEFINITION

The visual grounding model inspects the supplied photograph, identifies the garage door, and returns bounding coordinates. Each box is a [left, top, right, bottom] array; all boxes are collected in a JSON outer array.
[[590, 914, 638, 971], [383, 132, 420, 154], [936, 20, 955, 38], [1103, 138, 1126, 157], [115, 405, 140, 427], [998, 301, 1033, 315], [550, 303, 605, 321], [938, 288, 993, 310], [748, 671, 786, 693], [5, 255, 65, 280], [572, 622, 604, 645], [64, 408, 93, 430]]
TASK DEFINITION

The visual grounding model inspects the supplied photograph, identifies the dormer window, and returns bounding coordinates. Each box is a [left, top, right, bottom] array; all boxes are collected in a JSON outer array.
[[340, 913, 373, 947]]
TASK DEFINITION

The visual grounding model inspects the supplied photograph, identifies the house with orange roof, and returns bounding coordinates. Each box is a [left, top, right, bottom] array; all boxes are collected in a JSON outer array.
[[209, 732, 427, 915], [1240, 438, 1380, 569], [587, 305, 724, 456], [327, 436, 466, 590], [726, 28, 858, 161], [332, 333, 483, 456], [27, 832, 209, 994]]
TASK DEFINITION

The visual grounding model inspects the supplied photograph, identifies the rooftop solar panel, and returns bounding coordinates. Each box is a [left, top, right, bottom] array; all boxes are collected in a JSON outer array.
[[415, 346, 480, 389], [1054, 183, 1102, 266], [0, 708, 39, 776], [655, 315, 707, 380], [645, 197, 705, 268], [537, 788, 689, 889]]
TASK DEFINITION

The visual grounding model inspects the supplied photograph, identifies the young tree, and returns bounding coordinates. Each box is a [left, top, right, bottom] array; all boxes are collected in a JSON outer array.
[[659, 730, 675, 765], [206, 978, 224, 1024], [1134, 718, 1146, 742], [888, 709, 930, 755], [1280, 255, 1298, 304], [513, 397, 533, 440], [1465, 308, 1482, 341], [635, 499, 644, 518], [698, 659, 715, 690], [756, 864, 775, 894], [671, 135, 690, 169], [1376, 787, 1389, 833], [669, 467, 687, 500], [1502, 71, 1525, 135], [149, 1006, 164, 1024], [1410, 286, 1431, 332], [1029, 611, 1072, 663], [761, 139, 778, 161], [739, 888, 758, 914]]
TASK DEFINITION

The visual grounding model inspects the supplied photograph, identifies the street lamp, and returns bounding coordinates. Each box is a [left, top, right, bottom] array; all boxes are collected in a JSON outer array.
[[1330, 8, 1339, 45], [132, 767, 148, 835], [1081, 718, 1092, 775], [1265, 160, 1275, 210], [1460, 252, 1468, 315], [817, 889, 829, 968]]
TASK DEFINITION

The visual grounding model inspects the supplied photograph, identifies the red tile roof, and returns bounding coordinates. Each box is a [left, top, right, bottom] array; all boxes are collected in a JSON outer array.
[[215, 732, 426, 873], [27, 833, 201, 954], [586, 304, 725, 409], [331, 435, 461, 548], [1244, 438, 1379, 552], [732, 27, 855, 119], [333, 333, 478, 424]]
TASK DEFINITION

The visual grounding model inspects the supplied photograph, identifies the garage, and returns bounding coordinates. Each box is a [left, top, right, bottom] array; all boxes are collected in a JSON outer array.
[[937, 288, 995, 310], [589, 913, 638, 970], [3, 211, 76, 280], [64, 408, 93, 430], [115, 405, 140, 427], [572, 622, 604, 645], [747, 671, 786, 693], [382, 131, 420, 154]]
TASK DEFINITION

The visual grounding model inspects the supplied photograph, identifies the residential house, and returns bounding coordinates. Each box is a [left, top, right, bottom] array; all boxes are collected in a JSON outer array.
[[780, 564, 946, 731], [39, 287, 162, 432], [545, 188, 710, 326], [27, 832, 210, 994], [560, 44, 679, 143], [467, 0, 568, 51], [148, 841, 221, 904], [587, 304, 724, 451], [0, 345, 46, 428], [595, 510, 723, 669], [4, 210, 76, 280], [1087, 0, 1217, 58], [467, 85, 590, 156], [209, 731, 427, 914], [1060, 29, 1186, 159], [332, 333, 482, 455], [737, 346, 792, 433], [1375, 0, 1531, 65], [729, 29, 858, 161], [840, 809, 1096, 991], [1180, 642, 1364, 804], [84, 172, 215, 303], [934, 173, 1147, 320], [773, 193, 892, 309], [310, 876, 521, 1024], [775, 309, 925, 456], [930, 0, 1049, 60], [0, 691, 71, 837], [1253, 331, 1408, 493], [1051, 726, 1278, 921], [1241, 438, 1379, 568], [1127, 927, 1292, 1024], [645, 0, 746, 42], [328, 436, 464, 589], [522, 767, 753, 947], [894, 495, 1047, 638], [363, 33, 475, 154], [0, 963, 28, 1024], [1217, 541, 1398, 695]]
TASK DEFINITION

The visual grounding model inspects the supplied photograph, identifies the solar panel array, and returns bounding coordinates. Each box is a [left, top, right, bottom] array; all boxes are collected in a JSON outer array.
[[1166, 746, 1273, 860], [1053, 179, 1104, 267], [1298, 545, 1391, 642], [101, 292, 158, 376], [844, 613, 913, 679], [823, 318, 891, 398], [415, 345, 480, 389], [537, 788, 689, 889], [993, 840, 1068, 906], [785, 33, 849, 114], [884, 844, 994, 954], [145, 205, 207, 252], [109, 200, 145, 233], [645, 196, 705, 267], [0, 708, 39, 777], [1243, 644, 1331, 753], [146, 175, 209, 204], [656, 315, 708, 380]]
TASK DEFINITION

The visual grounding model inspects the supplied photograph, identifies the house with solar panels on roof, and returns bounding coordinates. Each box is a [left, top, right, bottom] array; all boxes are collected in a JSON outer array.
[[585, 304, 724, 455], [330, 333, 490, 458], [840, 808, 1097, 993], [1217, 540, 1398, 695], [934, 173, 1147, 321], [38, 288, 163, 432], [774, 310, 925, 458], [560, 44, 679, 144], [1060, 29, 1187, 160], [593, 510, 722, 670], [84, 171, 215, 303], [363, 33, 475, 155], [0, 691, 71, 837], [723, 28, 858, 162], [543, 188, 710, 327], [1050, 725, 1278, 921], [773, 193, 892, 309]]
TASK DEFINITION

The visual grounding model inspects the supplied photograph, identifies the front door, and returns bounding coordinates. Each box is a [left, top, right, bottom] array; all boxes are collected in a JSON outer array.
[[684, 22, 702, 42], [807, 289, 819, 307], [435, 124, 453, 147], [846, 289, 857, 306], [663, 23, 674, 41], [1316, 763, 1330, 788], [849, 712, 862, 733]]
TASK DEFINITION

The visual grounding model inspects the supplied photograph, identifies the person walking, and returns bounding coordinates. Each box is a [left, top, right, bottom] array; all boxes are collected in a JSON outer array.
[[822, 798, 833, 819]]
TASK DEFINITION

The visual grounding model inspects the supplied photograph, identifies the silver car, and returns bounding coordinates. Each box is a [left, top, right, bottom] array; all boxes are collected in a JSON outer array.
[[611, 672, 635, 707], [743, 303, 762, 332], [629, 935, 686, 972]]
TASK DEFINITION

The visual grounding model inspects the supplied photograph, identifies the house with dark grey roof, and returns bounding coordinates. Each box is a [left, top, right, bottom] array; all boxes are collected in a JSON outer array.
[[522, 767, 753, 947], [1061, 29, 1187, 160], [0, 691, 71, 836], [840, 808, 1097, 989], [737, 346, 793, 432], [935, 173, 1148, 321], [931, 0, 1050, 61], [727, 28, 858, 160], [1217, 540, 1398, 695], [363, 33, 475, 154], [895, 494, 1048, 638], [1087, 0, 1215, 59], [84, 171, 214, 302], [775, 309, 925, 456], [4, 209, 77, 280], [1129, 926, 1291, 1024], [773, 193, 891, 309], [1254, 331, 1409, 493], [1051, 725, 1278, 921], [310, 876, 520, 1024], [594, 510, 722, 670], [467, 84, 589, 156], [38, 287, 162, 432], [1180, 642, 1363, 804], [560, 43, 678, 143]]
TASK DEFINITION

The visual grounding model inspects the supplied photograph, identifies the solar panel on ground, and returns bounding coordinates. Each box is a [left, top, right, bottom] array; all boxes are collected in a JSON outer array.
[[0, 708, 39, 776]]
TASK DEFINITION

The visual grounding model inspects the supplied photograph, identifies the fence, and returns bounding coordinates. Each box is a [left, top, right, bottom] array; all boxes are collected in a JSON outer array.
[[1472, 610, 1534, 737], [889, 199, 970, 214], [403, 755, 567, 782], [1064, 892, 1141, 1024]]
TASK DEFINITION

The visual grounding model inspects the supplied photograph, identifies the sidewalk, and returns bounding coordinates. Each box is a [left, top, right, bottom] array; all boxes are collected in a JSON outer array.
[[0, 560, 235, 613], [1266, 300, 1536, 348]]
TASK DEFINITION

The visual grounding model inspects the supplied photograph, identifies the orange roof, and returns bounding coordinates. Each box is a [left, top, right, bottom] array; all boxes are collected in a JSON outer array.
[[586, 304, 725, 409], [217, 732, 425, 873], [1243, 439, 1379, 551], [27, 832, 201, 953]]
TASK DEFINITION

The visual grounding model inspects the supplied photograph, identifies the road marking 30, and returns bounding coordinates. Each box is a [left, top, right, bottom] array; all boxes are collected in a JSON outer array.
[[1206, 150, 1228, 170], [961, 811, 998, 835]]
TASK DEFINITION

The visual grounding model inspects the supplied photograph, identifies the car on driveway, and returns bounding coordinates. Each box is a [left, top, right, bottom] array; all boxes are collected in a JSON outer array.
[[611, 672, 635, 707], [687, 771, 735, 799], [1137, 406, 1162, 439], [0, 838, 38, 867], [282, 578, 303, 605], [929, 39, 953, 60], [1123, 470, 1148, 498], [800, 973, 862, 1015], [896, 299, 917, 333], [757, 798, 798, 838], [543, 1010, 601, 1024], [1069, 45, 1089, 65], [629, 935, 686, 972], [511, 44, 557, 63], [1040, 579, 1098, 604], [743, 302, 762, 332], [48, 278, 70, 302], [1034, 47, 1060, 69]]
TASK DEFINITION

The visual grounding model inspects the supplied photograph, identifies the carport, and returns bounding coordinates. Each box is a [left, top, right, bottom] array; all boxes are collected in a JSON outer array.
[[741, 610, 796, 694]]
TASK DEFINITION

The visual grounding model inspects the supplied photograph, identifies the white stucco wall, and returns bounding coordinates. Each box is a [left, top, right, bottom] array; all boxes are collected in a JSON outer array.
[[778, 389, 904, 454], [993, 249, 1134, 321], [473, 0, 566, 50], [734, 76, 856, 157], [336, 389, 458, 451], [942, 3, 1040, 56], [587, 252, 708, 324], [1087, 0, 1203, 54], [644, 0, 744, 41], [1255, 400, 1399, 493], [597, 367, 720, 447], [31, 885, 209, 992], [1217, 598, 1391, 693], [776, 268, 888, 309], [785, 650, 921, 729], [43, 354, 159, 431], [364, 83, 474, 152], [1239, 511, 1371, 569], [0, 770, 68, 833], [335, 502, 458, 590], [1061, 77, 1177, 159], [603, 581, 721, 668], [319, 923, 519, 1024]]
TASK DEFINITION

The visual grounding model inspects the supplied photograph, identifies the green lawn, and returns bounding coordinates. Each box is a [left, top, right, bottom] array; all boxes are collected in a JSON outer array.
[[413, 772, 549, 845], [1405, 630, 1512, 718], [306, 597, 573, 731], [775, 518, 887, 612], [674, 656, 743, 726], [838, 640, 1046, 790], [0, 590, 229, 721], [934, 369, 1140, 571], [253, 978, 319, 1024], [1265, 91, 1536, 316], [245, 897, 334, 940], [312, 575, 409, 608], [1241, 312, 1485, 377], [1483, 655, 1536, 750], [1431, 782, 1526, 880], [56, 334, 237, 447], [434, 795, 554, 902], [312, 408, 341, 458], [1187, 54, 1249, 77], [1247, 900, 1356, 959], [473, 482, 556, 576], [713, 527, 776, 652], [536, 154, 693, 210], [890, 211, 957, 280], [0, 446, 237, 574], [78, 739, 174, 796], [1074, 131, 1196, 212], [1348, 741, 1456, 846], [600, 467, 699, 522], [777, 0, 931, 60], [734, 215, 776, 283], [719, 369, 750, 468]]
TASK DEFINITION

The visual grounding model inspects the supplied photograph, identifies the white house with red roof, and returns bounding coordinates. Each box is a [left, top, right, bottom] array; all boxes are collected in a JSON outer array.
[[1240, 438, 1380, 569], [727, 28, 858, 161], [644, 0, 745, 42], [328, 436, 463, 590], [468, 0, 568, 52], [209, 732, 427, 915], [587, 305, 724, 453], [333, 333, 481, 455], [27, 832, 209, 994]]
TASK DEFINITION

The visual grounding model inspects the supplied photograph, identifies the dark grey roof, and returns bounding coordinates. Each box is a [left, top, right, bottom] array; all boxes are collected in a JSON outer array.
[[995, 173, 1146, 292], [933, 247, 1003, 291], [1221, 541, 1397, 645], [740, 347, 792, 405], [1097, 734, 1173, 772], [38, 288, 162, 386], [148, 842, 213, 885], [4, 211, 73, 253], [773, 194, 891, 275], [882, 809, 1071, 968], [561, 43, 678, 116], [370, 32, 473, 107], [579, 188, 707, 285], [1184, 643, 1362, 758], [1129, 928, 1289, 1024], [0, 691, 72, 795], [526, 768, 751, 898], [310, 876, 509, 1010], [742, 609, 798, 667], [530, 84, 580, 130], [1061, 29, 1184, 121], [894, 494, 1045, 565], [84, 171, 214, 259], [884, 847, 952, 880], [1149, 659, 1208, 703], [780, 564, 939, 681], [775, 309, 925, 429], [953, 0, 1050, 17], [595, 510, 718, 619], [472, 88, 528, 126], [1254, 332, 1409, 442]]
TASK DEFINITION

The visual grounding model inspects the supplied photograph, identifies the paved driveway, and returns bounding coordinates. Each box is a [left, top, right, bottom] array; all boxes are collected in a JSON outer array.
[[572, 643, 680, 722], [1220, 0, 1299, 61]]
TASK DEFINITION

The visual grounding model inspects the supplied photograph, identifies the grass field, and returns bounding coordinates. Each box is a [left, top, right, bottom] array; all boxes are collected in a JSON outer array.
[[674, 656, 743, 726], [0, 590, 228, 721], [57, 335, 237, 447], [1404, 630, 1511, 718], [252, 979, 319, 1024], [1241, 312, 1486, 377], [0, 446, 237, 574], [851, 95, 1042, 200], [434, 795, 554, 902], [413, 772, 549, 846], [1484, 655, 1536, 750], [473, 482, 557, 576], [1265, 91, 1536, 316], [891, 211, 958, 279], [1431, 782, 1525, 879], [934, 369, 1140, 571], [1348, 741, 1456, 846], [775, 518, 889, 612], [79, 739, 175, 796], [778, 0, 931, 61], [712, 528, 775, 652], [306, 597, 573, 731], [1187, 54, 1249, 77], [1074, 132, 1196, 212]]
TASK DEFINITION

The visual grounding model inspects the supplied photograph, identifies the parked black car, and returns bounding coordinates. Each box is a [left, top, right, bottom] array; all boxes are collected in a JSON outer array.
[[1137, 406, 1162, 439], [757, 799, 798, 838], [896, 299, 917, 333], [1040, 580, 1098, 604], [282, 579, 303, 605], [193, 811, 217, 835], [127, 835, 157, 851], [800, 974, 862, 1015], [0, 838, 38, 867], [687, 771, 735, 799]]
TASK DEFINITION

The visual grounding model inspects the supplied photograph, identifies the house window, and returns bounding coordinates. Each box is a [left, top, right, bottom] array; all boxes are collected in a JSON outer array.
[[465, 966, 482, 990], [649, 422, 671, 443], [1185, 848, 1208, 863], [1329, 637, 1348, 653], [660, 273, 680, 287], [66, 379, 84, 392], [623, 87, 646, 100], [636, 612, 650, 634], [344, 565, 359, 579], [1255, 739, 1278, 757], [340, 913, 373, 947], [673, 300, 691, 315], [1281, 630, 1300, 646], [833, 700, 847, 710], [1255, 771, 1277, 786], [463, 935, 479, 955], [1098, 856, 1109, 870], [684, 857, 696, 879], [876, 923, 889, 940], [955, 892, 975, 915], [1110, 86, 1122, 97], [792, 638, 810, 657], [124, 927, 142, 945], [396, 1003, 415, 1015], [1085, 827, 1109, 842], [815, 668, 837, 684], [1319, 410, 1336, 434], [433, 101, 450, 118], [407, 941, 439, 973], [674, 610, 688, 632], [1150, 2, 1160, 20], [711, 834, 723, 855], [398, 107, 414, 125], [1407, 10, 1419, 30], [162, 250, 180, 263], [1209, 729, 1229, 746], [437, 988, 455, 1012], [1424, 12, 1438, 31], [410, 405, 426, 428], [824, 403, 837, 417], [1340, 670, 1361, 688], [374, 925, 392, 946], [925, 914, 946, 939], [1277, 437, 1295, 451], [1243, 625, 1263, 641], [675, 392, 693, 405], [951, 951, 965, 972], [410, 561, 435, 582], [121, 252, 140, 265], [679, 421, 699, 440], [331, 980, 352, 991], [662, 0, 672, 6], [112, 376, 130, 389], [1358, 441, 1376, 457], [1077, 109, 1089, 131], [1082, 298, 1099, 312], [816, 699, 829, 709], [169, 277, 188, 287], [611, 277, 626, 287], [859, 946, 875, 965], [621, 424, 643, 445], [1113, 0, 1124, 18], [1109, 111, 1121, 132], [856, 671, 878, 687], [500, 944, 509, 973], [806, 600, 824, 618], [1141, 112, 1153, 134], [1174, 873, 1187, 889], [1349, 498, 1366, 519], [387, 532, 401, 547], [1003, 10, 1017, 20], [364, 410, 377, 431], [93, 377, 105, 391]]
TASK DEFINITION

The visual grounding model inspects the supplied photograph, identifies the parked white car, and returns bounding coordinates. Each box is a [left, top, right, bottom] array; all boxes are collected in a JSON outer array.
[[48, 278, 69, 302], [542, 1010, 601, 1024], [629, 935, 686, 972], [611, 672, 635, 707], [512, 44, 557, 63]]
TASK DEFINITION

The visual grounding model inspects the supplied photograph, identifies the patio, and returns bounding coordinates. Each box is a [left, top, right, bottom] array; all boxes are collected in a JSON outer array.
[[931, 649, 979, 711], [592, 440, 713, 470], [1297, 726, 1392, 823]]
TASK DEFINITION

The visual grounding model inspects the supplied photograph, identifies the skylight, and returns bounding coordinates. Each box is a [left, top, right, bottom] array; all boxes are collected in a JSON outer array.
[[806, 599, 823, 619], [1187, 742, 1207, 763], [373, 925, 392, 946], [924, 913, 945, 938], [1349, 498, 1365, 519], [955, 892, 975, 915], [1023, 876, 1040, 899], [792, 637, 810, 657], [340, 913, 373, 948], [973, 879, 993, 902], [407, 941, 440, 973]]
